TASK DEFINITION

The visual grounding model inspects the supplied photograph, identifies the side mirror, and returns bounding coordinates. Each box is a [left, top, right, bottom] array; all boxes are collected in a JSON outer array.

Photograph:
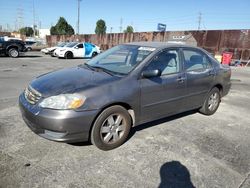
[[141, 69, 161, 78], [75, 46, 79, 49]]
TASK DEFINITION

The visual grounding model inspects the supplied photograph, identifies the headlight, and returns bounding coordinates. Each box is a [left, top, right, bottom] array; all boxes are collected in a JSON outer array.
[[39, 94, 86, 110]]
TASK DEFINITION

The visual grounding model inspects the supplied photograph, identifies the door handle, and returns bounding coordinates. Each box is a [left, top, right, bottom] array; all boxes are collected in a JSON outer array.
[[177, 77, 185, 83], [208, 71, 215, 76]]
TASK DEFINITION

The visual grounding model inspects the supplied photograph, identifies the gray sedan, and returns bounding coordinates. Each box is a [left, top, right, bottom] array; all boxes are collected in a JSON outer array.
[[19, 42, 231, 150]]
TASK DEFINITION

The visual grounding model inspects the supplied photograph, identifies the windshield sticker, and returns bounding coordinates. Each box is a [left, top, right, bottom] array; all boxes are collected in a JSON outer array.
[[138, 47, 156, 51]]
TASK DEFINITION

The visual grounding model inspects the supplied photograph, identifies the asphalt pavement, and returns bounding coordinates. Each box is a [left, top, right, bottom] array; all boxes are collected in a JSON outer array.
[[0, 52, 250, 188]]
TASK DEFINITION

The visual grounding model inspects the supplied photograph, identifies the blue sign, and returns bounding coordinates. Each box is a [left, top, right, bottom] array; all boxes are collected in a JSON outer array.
[[157, 23, 166, 31]]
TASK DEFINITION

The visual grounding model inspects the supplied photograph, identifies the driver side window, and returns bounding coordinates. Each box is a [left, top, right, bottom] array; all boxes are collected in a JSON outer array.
[[146, 50, 180, 75], [77, 44, 84, 48]]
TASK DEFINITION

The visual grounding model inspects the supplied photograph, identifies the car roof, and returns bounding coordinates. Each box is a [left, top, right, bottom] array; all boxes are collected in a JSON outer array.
[[125, 41, 197, 49]]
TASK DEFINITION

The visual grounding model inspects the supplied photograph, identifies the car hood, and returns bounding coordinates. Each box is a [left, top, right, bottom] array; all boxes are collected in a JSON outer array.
[[47, 47, 57, 51], [30, 66, 119, 97]]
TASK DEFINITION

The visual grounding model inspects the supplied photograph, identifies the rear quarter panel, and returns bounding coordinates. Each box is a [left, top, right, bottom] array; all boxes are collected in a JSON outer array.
[[213, 60, 231, 97]]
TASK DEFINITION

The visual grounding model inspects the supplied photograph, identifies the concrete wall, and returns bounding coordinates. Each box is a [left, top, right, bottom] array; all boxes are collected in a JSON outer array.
[[46, 30, 250, 61]]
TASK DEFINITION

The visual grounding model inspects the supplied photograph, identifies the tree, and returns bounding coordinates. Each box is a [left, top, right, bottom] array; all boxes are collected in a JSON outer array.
[[50, 26, 57, 35], [124, 26, 134, 33], [50, 17, 75, 35], [19, 27, 34, 36], [95, 19, 107, 35]]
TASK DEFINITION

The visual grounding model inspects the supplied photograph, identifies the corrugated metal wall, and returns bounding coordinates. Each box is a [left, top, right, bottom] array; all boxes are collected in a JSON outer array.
[[46, 30, 250, 60]]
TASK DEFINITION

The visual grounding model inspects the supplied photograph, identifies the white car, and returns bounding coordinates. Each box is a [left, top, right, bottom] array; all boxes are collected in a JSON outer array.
[[57, 42, 101, 59], [52, 42, 75, 57], [41, 42, 67, 54]]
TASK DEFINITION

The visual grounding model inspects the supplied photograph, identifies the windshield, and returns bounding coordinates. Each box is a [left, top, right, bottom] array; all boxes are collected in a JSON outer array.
[[65, 42, 78, 48], [57, 42, 66, 47], [86, 45, 155, 75]]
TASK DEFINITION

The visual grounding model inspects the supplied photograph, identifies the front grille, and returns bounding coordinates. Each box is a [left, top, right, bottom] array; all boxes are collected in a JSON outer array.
[[24, 86, 42, 104]]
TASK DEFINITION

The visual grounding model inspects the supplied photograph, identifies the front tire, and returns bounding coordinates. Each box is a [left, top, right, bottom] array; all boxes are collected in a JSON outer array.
[[65, 51, 73, 59], [8, 48, 19, 58], [199, 87, 221, 115], [91, 105, 131, 150]]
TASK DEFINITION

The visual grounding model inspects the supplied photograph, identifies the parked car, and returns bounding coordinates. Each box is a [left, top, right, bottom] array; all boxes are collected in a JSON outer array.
[[52, 42, 73, 57], [0, 37, 27, 57], [19, 42, 231, 150], [41, 42, 67, 54], [25, 41, 36, 51], [2, 36, 22, 41], [57, 42, 101, 59]]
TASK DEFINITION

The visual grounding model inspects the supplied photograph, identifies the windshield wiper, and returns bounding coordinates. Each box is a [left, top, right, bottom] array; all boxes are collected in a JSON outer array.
[[90, 66, 115, 76], [83, 63, 95, 71]]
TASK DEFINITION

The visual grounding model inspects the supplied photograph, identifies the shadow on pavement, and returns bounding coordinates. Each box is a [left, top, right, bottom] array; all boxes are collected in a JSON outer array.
[[68, 141, 92, 147], [18, 55, 43, 58], [159, 161, 195, 188], [128, 110, 197, 140], [0, 55, 42, 58]]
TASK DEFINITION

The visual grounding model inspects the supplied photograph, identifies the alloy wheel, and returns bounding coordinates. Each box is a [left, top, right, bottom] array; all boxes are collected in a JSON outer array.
[[100, 114, 126, 144], [208, 92, 219, 111]]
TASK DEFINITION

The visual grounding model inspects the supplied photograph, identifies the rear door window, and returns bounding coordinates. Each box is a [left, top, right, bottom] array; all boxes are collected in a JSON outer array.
[[183, 49, 211, 71]]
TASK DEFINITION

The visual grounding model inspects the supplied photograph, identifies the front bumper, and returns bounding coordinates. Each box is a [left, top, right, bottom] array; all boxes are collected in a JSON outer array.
[[57, 51, 65, 57], [19, 93, 98, 143]]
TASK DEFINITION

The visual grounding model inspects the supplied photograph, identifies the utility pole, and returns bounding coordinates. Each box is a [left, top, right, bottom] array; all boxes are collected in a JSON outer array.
[[119, 18, 123, 33], [16, 6, 24, 31], [77, 0, 82, 34], [198, 12, 202, 30], [33, 0, 35, 37]]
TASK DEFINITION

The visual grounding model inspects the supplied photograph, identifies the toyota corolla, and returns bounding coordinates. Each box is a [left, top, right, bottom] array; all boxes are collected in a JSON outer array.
[[19, 42, 231, 150]]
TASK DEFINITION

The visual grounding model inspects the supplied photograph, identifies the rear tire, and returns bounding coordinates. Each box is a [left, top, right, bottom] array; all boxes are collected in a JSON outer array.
[[91, 52, 97, 58], [199, 87, 221, 115], [8, 48, 19, 58], [91, 105, 131, 150], [65, 51, 73, 59]]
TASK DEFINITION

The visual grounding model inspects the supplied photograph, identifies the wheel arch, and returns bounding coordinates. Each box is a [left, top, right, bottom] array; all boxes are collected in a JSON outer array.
[[6, 45, 19, 51], [91, 51, 98, 57], [65, 50, 73, 58], [213, 83, 223, 96], [88, 102, 135, 141]]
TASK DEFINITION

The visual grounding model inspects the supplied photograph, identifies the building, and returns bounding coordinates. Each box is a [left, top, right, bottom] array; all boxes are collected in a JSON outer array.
[[39, 29, 50, 39]]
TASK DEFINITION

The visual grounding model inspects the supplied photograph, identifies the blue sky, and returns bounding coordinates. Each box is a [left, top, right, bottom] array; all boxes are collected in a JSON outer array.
[[0, 0, 250, 34]]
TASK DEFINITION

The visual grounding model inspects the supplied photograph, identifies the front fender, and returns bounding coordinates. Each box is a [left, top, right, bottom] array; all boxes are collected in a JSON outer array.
[[6, 44, 20, 51]]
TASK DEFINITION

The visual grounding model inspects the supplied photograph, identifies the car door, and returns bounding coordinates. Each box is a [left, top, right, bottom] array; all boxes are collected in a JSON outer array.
[[73, 43, 85, 58], [182, 48, 215, 109], [84, 43, 94, 57], [140, 49, 187, 122]]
